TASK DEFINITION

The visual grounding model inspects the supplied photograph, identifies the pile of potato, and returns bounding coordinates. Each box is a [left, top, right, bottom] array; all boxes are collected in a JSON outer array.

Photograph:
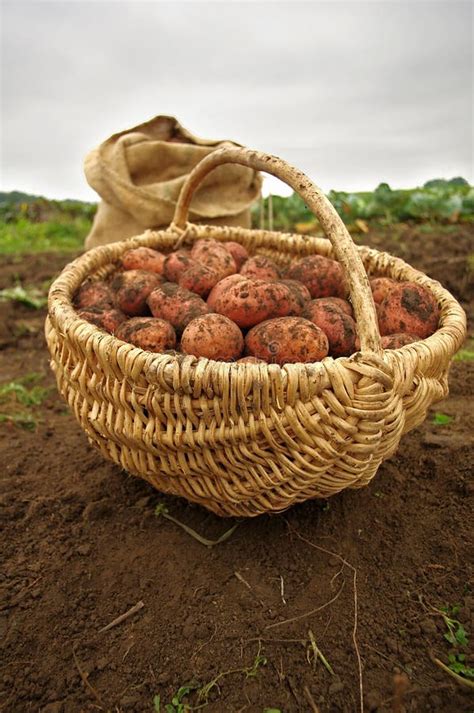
[[75, 240, 440, 364]]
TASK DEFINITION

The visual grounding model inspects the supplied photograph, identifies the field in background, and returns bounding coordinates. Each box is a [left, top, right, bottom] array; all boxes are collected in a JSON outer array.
[[1, 177, 473, 254], [0, 181, 473, 711]]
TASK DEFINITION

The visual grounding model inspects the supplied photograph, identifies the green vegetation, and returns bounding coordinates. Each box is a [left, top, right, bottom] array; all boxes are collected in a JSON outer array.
[[432, 412, 454, 426], [252, 177, 474, 232], [1, 178, 472, 257], [153, 683, 200, 712], [0, 373, 50, 431], [0, 217, 90, 254], [440, 605, 474, 681], [152, 646, 268, 711], [0, 191, 95, 254], [0, 283, 48, 309]]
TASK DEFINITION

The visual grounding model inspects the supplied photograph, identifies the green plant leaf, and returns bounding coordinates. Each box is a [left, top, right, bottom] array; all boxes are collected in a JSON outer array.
[[0, 284, 47, 309], [153, 694, 161, 712], [455, 623, 469, 647], [432, 412, 454, 426]]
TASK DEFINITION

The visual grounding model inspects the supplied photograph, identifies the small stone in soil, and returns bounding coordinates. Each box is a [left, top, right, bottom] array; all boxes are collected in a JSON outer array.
[[76, 544, 91, 556]]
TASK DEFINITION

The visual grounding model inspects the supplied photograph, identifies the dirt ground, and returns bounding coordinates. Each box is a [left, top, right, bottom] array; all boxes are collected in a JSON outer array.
[[1, 224, 473, 713]]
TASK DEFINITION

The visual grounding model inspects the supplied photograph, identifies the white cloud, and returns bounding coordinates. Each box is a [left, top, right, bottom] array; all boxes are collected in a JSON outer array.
[[1, 0, 472, 200]]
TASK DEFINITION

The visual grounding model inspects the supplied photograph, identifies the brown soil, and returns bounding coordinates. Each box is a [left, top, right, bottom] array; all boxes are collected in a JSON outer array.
[[1, 226, 473, 713]]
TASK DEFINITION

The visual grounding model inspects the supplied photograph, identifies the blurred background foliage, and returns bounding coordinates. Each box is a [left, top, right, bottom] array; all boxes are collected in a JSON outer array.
[[1, 177, 473, 254]]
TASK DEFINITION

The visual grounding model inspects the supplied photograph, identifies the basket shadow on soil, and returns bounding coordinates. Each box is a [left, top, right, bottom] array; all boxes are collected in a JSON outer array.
[[0, 225, 473, 713]]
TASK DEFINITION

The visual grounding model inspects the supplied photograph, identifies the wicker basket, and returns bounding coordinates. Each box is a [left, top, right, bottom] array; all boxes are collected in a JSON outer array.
[[46, 148, 467, 517]]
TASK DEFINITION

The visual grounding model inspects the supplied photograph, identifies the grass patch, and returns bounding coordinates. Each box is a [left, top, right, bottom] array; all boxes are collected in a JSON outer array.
[[152, 646, 268, 711], [454, 338, 474, 361], [432, 412, 454, 426], [0, 217, 89, 254], [0, 283, 48, 309], [0, 373, 51, 430]]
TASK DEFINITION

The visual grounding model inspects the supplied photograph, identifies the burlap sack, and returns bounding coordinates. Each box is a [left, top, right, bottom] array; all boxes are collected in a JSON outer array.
[[84, 115, 262, 249]]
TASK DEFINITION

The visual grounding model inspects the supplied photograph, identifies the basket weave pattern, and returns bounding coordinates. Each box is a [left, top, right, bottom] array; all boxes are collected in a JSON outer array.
[[46, 150, 466, 516]]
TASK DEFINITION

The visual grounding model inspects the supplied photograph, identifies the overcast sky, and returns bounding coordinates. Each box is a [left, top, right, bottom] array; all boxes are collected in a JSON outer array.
[[1, 0, 472, 201]]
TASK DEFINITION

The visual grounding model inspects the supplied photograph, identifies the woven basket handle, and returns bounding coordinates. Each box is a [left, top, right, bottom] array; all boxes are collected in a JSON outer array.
[[173, 147, 381, 354]]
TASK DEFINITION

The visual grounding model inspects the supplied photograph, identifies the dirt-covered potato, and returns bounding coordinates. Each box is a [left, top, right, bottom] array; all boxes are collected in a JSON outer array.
[[163, 250, 196, 283], [245, 317, 329, 365], [111, 270, 163, 316], [240, 255, 281, 280], [75, 280, 115, 309], [122, 247, 166, 275], [286, 255, 347, 298], [181, 314, 244, 361], [78, 307, 126, 334], [381, 333, 418, 349], [178, 264, 220, 298], [115, 317, 176, 352], [213, 278, 294, 328], [378, 282, 440, 339], [190, 239, 237, 278], [302, 301, 357, 357], [312, 297, 354, 317], [224, 241, 249, 270], [370, 277, 397, 304], [207, 274, 246, 310], [147, 282, 209, 332], [280, 279, 312, 315]]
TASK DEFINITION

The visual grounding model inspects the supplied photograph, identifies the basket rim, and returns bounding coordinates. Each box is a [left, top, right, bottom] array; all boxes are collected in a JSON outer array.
[[47, 222, 467, 384]]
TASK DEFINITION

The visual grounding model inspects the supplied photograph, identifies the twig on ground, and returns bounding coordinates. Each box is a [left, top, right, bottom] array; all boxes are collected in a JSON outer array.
[[285, 521, 364, 713], [0, 576, 42, 611], [280, 575, 287, 605], [234, 571, 266, 609], [72, 645, 105, 710], [155, 503, 239, 547], [431, 654, 474, 689], [99, 601, 144, 633], [365, 643, 415, 680], [303, 685, 320, 713], [307, 629, 334, 675], [264, 581, 344, 630], [191, 623, 218, 662]]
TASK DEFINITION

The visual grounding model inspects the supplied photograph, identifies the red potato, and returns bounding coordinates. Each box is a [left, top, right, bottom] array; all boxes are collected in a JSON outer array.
[[163, 250, 196, 283], [381, 333, 418, 349], [370, 277, 397, 304], [75, 280, 115, 309], [147, 282, 209, 333], [280, 279, 312, 315], [240, 255, 281, 280], [78, 307, 127, 334], [303, 301, 357, 358], [225, 241, 249, 270], [111, 270, 163, 316], [178, 264, 220, 298], [181, 314, 244, 361], [190, 239, 237, 278], [121, 247, 166, 275], [312, 296, 354, 317], [286, 255, 348, 299], [207, 274, 246, 310], [213, 278, 295, 328], [115, 317, 176, 353], [378, 282, 440, 339], [245, 317, 329, 365]]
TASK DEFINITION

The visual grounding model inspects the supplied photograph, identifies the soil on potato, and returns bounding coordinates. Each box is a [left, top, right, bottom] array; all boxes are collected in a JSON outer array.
[[1, 226, 473, 713]]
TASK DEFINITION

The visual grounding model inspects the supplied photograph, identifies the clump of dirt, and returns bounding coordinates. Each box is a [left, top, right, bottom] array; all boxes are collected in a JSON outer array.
[[1, 226, 473, 713]]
